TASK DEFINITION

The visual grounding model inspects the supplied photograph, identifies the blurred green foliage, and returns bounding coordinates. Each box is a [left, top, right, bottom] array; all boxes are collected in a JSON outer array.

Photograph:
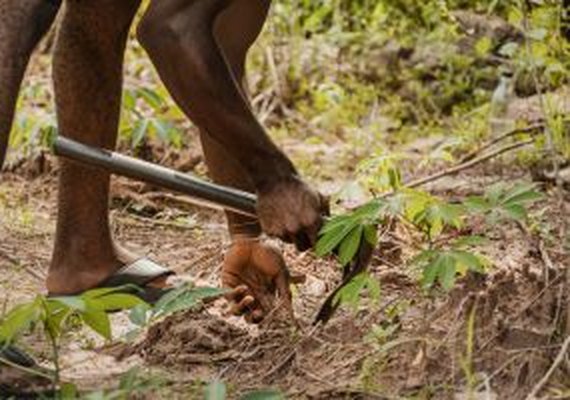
[[7, 1, 568, 169]]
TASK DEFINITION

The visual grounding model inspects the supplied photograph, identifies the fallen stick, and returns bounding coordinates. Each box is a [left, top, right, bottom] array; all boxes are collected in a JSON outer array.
[[403, 138, 535, 190], [525, 335, 570, 400], [459, 123, 544, 164]]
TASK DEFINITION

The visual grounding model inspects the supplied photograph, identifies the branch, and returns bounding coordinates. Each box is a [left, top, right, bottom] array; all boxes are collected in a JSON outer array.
[[525, 335, 570, 400], [459, 123, 545, 163], [403, 138, 535, 190]]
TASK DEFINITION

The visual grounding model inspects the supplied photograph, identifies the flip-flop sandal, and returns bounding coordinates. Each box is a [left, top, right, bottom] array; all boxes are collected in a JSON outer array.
[[100, 258, 177, 304], [0, 343, 54, 398], [49, 258, 177, 305]]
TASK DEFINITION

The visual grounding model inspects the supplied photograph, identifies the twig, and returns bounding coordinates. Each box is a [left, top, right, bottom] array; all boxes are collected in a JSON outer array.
[[475, 353, 524, 392], [525, 335, 570, 400], [402, 138, 535, 190], [0, 355, 54, 381], [459, 123, 544, 163], [0, 247, 45, 282], [538, 240, 556, 285]]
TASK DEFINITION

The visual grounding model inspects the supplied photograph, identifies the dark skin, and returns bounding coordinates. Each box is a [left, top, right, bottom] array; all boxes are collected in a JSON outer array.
[[0, 0, 328, 321]]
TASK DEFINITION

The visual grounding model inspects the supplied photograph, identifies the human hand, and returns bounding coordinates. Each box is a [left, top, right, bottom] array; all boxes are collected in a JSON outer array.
[[256, 176, 329, 251], [222, 239, 305, 323]]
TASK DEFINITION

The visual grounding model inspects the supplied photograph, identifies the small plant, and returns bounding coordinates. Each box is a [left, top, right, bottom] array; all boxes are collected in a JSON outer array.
[[0, 283, 226, 397], [0, 286, 145, 388], [316, 166, 543, 311], [128, 283, 227, 329]]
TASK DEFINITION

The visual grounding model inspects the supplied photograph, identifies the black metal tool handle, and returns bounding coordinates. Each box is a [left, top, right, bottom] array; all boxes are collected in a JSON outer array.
[[53, 136, 258, 218]]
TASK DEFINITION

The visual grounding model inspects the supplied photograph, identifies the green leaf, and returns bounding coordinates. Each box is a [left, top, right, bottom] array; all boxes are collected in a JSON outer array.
[[333, 272, 380, 310], [129, 304, 151, 327], [502, 204, 528, 222], [366, 274, 382, 304], [420, 252, 459, 291], [501, 184, 543, 206], [451, 251, 484, 274], [0, 298, 42, 342], [152, 119, 178, 145], [319, 214, 354, 235], [81, 285, 141, 300], [80, 307, 112, 340], [316, 222, 356, 257], [204, 381, 227, 400], [338, 225, 364, 266], [49, 296, 86, 312], [388, 167, 402, 190], [475, 37, 492, 56], [363, 224, 378, 247], [422, 259, 440, 289], [137, 87, 164, 110], [153, 286, 227, 318], [93, 293, 145, 312], [59, 383, 78, 399], [452, 235, 487, 248], [464, 196, 490, 213], [241, 389, 284, 400], [44, 300, 73, 339], [131, 119, 150, 148], [439, 254, 457, 291]]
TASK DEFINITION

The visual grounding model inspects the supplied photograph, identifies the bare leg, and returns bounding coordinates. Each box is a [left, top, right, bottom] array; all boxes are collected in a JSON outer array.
[[47, 0, 141, 295], [200, 0, 270, 238], [0, 0, 61, 168], [138, 0, 309, 320]]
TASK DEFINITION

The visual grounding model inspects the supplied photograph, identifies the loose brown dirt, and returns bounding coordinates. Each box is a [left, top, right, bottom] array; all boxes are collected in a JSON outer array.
[[1, 154, 568, 398]]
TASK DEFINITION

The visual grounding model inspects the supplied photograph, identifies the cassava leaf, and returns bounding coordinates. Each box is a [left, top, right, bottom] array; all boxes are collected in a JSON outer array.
[[316, 222, 357, 257], [204, 381, 227, 400], [0, 299, 42, 342], [333, 272, 381, 310], [241, 390, 284, 400], [49, 296, 86, 312], [502, 203, 528, 221], [93, 293, 145, 312], [501, 184, 543, 205], [363, 224, 378, 246], [451, 251, 485, 274], [464, 196, 490, 213], [81, 285, 142, 300], [131, 119, 150, 148], [129, 304, 151, 327], [137, 87, 164, 110], [153, 286, 227, 318], [80, 307, 112, 340], [338, 225, 364, 266], [439, 254, 457, 291]]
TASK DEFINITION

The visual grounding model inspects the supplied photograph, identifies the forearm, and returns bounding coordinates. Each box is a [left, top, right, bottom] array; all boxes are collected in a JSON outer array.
[[138, 0, 296, 190]]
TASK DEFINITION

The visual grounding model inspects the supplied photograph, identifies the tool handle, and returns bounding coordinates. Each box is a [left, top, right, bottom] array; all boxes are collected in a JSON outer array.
[[53, 136, 258, 218]]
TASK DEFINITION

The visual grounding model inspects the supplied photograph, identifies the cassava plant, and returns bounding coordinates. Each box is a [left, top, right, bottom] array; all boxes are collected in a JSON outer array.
[[316, 158, 543, 311], [0, 283, 225, 396]]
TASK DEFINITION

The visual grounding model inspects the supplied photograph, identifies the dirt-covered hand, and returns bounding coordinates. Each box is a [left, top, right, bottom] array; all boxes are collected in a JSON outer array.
[[256, 176, 329, 251], [221, 239, 305, 323]]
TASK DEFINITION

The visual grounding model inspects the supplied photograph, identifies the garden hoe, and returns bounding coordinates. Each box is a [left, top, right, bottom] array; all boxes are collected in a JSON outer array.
[[53, 136, 374, 324]]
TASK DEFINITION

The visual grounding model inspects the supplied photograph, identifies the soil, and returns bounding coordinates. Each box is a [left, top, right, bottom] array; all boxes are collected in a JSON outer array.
[[1, 150, 568, 399]]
